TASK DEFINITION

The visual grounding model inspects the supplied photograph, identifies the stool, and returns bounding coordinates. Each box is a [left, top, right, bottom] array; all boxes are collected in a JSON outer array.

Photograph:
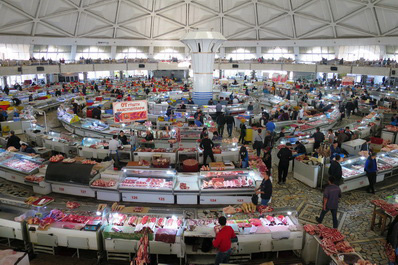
[[371, 208, 392, 235]]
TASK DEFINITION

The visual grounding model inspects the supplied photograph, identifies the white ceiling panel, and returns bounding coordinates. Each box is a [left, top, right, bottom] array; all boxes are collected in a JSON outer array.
[[0, 0, 396, 41]]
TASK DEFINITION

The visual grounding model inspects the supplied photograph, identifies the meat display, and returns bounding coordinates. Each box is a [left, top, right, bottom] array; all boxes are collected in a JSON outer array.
[[62, 158, 76, 163], [342, 168, 362, 178], [82, 159, 98, 165], [303, 224, 352, 255], [134, 228, 150, 265], [49, 154, 64, 163], [24, 175, 44, 182], [66, 201, 80, 209], [91, 179, 117, 187], [121, 177, 173, 189], [202, 176, 254, 189], [179, 182, 190, 190], [372, 199, 398, 216], [3, 159, 40, 173]]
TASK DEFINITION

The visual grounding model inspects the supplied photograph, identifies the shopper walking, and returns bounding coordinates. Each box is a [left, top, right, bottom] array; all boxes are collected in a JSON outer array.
[[365, 153, 377, 194], [225, 114, 235, 138], [213, 216, 237, 265], [253, 129, 263, 157], [329, 154, 343, 185], [215, 101, 223, 118], [200, 134, 215, 165], [312, 127, 325, 150], [255, 172, 272, 206], [216, 113, 226, 137], [316, 176, 341, 229], [239, 122, 246, 144], [277, 143, 293, 184], [109, 135, 121, 169]]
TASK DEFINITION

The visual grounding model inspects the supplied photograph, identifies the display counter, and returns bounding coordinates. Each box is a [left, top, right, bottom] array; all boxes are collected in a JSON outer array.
[[293, 159, 322, 188]]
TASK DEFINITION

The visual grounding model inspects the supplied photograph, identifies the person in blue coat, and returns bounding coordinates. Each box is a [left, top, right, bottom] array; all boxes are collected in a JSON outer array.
[[239, 145, 249, 168], [266, 118, 276, 132], [364, 153, 377, 194], [330, 141, 342, 160]]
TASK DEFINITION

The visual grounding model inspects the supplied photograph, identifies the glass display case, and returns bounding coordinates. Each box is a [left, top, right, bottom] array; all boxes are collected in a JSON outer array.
[[199, 170, 255, 192], [43, 131, 81, 145], [341, 157, 366, 179], [81, 137, 108, 149], [179, 127, 203, 140], [119, 169, 176, 191], [226, 104, 247, 114], [0, 150, 44, 174], [380, 151, 398, 167], [81, 118, 109, 131]]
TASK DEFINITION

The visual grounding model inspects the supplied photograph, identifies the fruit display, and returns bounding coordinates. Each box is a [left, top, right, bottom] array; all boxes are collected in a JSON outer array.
[[120, 177, 173, 189], [49, 154, 64, 162], [24, 175, 44, 182], [91, 178, 117, 188]]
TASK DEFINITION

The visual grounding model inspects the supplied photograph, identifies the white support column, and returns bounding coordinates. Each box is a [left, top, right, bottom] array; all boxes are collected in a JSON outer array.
[[71, 44, 77, 62], [181, 31, 226, 106], [256, 46, 261, 58], [335, 45, 340, 59], [148, 46, 154, 59], [111, 45, 117, 59], [294, 46, 300, 63], [219, 47, 225, 59], [29, 44, 34, 59], [379, 45, 386, 60]]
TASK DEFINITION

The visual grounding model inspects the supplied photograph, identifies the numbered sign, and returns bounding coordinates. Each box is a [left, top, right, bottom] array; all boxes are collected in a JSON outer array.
[[122, 192, 174, 204], [200, 196, 251, 205]]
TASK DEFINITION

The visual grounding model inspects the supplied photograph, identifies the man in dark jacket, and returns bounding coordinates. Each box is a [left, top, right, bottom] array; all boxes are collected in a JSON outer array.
[[20, 143, 36, 154], [316, 176, 341, 229], [329, 154, 343, 185], [225, 115, 235, 138], [312, 127, 325, 150], [295, 141, 307, 155], [216, 113, 226, 137], [200, 134, 215, 165], [92, 106, 101, 120], [277, 143, 293, 184], [6, 131, 21, 150], [345, 100, 355, 118]]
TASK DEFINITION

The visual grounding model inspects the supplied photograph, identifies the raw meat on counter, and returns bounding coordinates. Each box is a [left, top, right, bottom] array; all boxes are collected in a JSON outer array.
[[49, 154, 64, 162], [121, 177, 173, 189], [91, 179, 116, 187], [24, 175, 44, 182], [66, 201, 80, 209], [62, 158, 76, 163], [381, 144, 398, 152], [179, 182, 190, 190], [82, 159, 98, 165], [202, 176, 254, 189], [372, 199, 398, 216], [342, 168, 362, 178], [3, 159, 40, 173], [377, 162, 393, 171]]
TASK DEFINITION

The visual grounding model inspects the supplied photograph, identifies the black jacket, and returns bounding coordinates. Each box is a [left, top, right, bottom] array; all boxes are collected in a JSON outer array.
[[216, 115, 226, 126], [346, 101, 355, 110], [295, 144, 307, 154], [260, 179, 272, 199], [277, 147, 292, 165], [118, 135, 128, 145], [200, 138, 214, 153], [92, 108, 101, 119], [312, 131, 325, 143], [329, 160, 342, 182], [225, 115, 235, 125], [7, 135, 21, 149]]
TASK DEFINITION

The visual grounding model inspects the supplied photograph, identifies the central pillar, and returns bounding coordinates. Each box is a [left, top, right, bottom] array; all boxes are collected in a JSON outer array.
[[181, 31, 226, 105]]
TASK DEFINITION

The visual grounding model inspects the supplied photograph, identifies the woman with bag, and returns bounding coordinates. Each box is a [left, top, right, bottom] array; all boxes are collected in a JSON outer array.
[[253, 129, 263, 157]]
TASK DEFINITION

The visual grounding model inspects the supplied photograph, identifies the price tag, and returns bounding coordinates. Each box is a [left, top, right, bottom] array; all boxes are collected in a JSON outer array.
[[80, 190, 86, 194], [59, 187, 64, 191], [237, 199, 244, 203], [210, 198, 217, 202], [158, 197, 165, 201], [359, 181, 364, 185], [11, 176, 16, 179], [131, 196, 138, 200]]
